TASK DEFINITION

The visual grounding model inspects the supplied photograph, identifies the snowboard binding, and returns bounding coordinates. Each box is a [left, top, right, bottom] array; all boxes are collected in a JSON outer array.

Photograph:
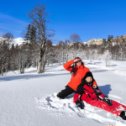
[[120, 111, 126, 120]]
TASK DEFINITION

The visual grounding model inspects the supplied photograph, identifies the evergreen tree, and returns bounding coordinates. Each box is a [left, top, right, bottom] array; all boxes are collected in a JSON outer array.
[[25, 24, 36, 43]]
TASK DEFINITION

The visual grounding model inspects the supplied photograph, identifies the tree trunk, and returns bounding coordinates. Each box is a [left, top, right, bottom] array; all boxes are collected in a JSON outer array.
[[19, 63, 24, 74], [37, 61, 43, 73], [37, 57, 46, 73], [37, 47, 46, 73]]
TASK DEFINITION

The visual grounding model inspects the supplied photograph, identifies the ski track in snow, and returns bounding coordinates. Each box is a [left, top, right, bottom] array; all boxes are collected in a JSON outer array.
[[35, 93, 126, 126]]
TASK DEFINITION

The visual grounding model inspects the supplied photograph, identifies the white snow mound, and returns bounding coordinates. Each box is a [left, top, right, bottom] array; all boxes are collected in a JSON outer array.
[[35, 93, 126, 126]]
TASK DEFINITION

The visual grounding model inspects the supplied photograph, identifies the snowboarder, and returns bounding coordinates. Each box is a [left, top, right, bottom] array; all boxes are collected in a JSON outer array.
[[74, 71, 112, 109], [73, 68, 126, 120]]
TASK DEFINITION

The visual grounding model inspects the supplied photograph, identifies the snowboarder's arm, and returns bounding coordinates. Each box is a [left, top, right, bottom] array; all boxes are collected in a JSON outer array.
[[63, 59, 74, 72]]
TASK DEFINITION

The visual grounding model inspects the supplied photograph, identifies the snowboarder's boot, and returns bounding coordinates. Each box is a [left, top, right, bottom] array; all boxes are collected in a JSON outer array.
[[120, 111, 126, 120], [76, 100, 84, 109]]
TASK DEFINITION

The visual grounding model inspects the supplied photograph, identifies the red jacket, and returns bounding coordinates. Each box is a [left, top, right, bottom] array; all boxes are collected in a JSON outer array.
[[63, 59, 90, 91]]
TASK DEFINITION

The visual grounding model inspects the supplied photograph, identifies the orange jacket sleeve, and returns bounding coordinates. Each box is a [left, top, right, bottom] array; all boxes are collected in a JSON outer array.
[[63, 59, 74, 72]]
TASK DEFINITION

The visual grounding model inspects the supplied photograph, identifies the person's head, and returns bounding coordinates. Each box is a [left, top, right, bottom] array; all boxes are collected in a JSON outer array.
[[74, 57, 83, 67]]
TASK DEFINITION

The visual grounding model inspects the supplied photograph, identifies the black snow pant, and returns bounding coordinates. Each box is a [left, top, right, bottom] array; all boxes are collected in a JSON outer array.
[[57, 86, 75, 99]]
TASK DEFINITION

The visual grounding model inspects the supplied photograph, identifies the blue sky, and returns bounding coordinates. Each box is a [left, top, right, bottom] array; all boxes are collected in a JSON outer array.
[[0, 0, 126, 43]]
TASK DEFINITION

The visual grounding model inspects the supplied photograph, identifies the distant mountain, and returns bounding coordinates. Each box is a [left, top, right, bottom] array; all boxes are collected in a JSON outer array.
[[0, 37, 26, 46], [0, 37, 6, 41], [12, 37, 26, 46], [85, 38, 103, 46]]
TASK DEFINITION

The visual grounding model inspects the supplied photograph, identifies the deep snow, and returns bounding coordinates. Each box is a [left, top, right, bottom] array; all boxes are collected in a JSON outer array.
[[0, 60, 126, 126]]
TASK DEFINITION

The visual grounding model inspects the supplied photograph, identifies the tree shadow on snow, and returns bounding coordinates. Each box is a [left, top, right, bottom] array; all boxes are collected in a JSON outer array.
[[0, 72, 69, 82], [92, 69, 108, 73]]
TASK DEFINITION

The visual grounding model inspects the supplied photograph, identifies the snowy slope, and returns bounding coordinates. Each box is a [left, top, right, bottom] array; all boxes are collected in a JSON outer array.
[[0, 60, 126, 126]]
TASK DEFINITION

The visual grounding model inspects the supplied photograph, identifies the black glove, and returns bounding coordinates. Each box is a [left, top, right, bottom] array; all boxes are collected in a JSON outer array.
[[97, 94, 112, 106], [103, 96, 112, 106], [70, 63, 76, 73], [94, 87, 112, 106]]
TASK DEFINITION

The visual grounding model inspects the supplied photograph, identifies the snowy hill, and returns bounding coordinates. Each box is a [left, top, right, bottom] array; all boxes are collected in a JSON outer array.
[[86, 38, 103, 46], [0, 60, 126, 126], [0, 37, 26, 45], [12, 37, 26, 45]]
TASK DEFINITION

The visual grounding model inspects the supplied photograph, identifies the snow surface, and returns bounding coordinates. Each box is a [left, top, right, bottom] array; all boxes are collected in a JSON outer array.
[[0, 60, 126, 126]]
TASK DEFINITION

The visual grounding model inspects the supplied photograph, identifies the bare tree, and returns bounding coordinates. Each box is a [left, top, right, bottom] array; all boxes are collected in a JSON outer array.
[[69, 33, 81, 57], [29, 4, 47, 73], [0, 38, 10, 75], [70, 33, 81, 42], [3, 32, 14, 42]]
